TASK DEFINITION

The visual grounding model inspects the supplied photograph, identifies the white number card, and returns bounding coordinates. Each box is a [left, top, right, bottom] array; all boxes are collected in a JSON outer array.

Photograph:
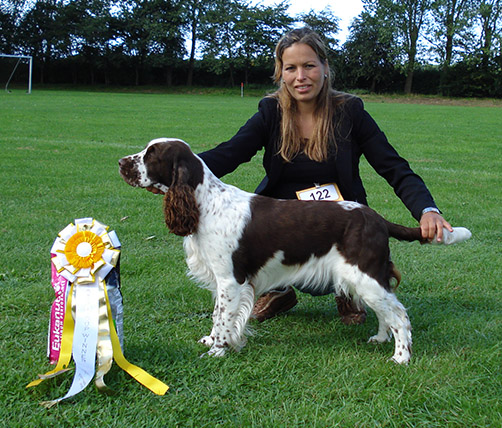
[[296, 183, 344, 202]]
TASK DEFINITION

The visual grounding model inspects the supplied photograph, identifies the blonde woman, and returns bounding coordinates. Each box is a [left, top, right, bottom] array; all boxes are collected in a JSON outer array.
[[155, 28, 452, 323]]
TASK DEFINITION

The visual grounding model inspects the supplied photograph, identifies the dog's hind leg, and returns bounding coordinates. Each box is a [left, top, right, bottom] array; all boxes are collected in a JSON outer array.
[[368, 312, 392, 344], [354, 276, 412, 364]]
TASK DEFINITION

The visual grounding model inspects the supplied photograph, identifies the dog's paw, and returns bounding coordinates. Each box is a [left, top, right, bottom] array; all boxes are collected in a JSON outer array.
[[390, 352, 410, 365], [368, 332, 392, 344], [199, 335, 214, 347], [207, 345, 227, 357]]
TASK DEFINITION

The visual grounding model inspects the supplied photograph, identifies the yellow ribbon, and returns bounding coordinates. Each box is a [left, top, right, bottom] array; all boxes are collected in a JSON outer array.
[[27, 283, 76, 387], [103, 282, 169, 395], [94, 279, 114, 394]]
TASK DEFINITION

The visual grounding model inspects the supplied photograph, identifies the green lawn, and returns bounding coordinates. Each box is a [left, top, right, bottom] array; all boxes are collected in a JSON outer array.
[[0, 89, 500, 427]]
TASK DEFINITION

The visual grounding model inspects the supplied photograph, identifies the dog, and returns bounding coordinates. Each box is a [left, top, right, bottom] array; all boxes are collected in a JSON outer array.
[[119, 138, 471, 364]]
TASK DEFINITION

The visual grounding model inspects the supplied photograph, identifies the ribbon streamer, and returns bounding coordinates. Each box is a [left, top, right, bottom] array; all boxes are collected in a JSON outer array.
[[27, 218, 168, 406]]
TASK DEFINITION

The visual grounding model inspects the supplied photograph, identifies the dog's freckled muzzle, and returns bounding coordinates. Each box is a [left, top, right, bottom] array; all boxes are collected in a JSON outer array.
[[119, 156, 140, 186]]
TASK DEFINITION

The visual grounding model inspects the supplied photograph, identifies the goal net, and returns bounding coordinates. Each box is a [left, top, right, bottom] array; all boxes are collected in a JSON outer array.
[[0, 54, 32, 93]]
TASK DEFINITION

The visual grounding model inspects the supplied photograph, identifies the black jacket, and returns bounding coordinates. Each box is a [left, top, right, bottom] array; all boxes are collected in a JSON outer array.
[[199, 95, 437, 221]]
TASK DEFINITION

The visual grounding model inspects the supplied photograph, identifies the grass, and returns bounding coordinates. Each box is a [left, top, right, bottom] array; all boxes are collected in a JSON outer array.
[[0, 88, 500, 427]]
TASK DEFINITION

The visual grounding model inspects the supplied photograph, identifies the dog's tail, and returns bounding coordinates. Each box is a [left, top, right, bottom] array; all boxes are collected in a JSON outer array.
[[384, 220, 427, 243], [384, 220, 472, 245]]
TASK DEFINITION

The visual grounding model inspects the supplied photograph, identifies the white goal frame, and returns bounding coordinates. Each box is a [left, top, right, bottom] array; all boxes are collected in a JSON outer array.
[[0, 54, 33, 94]]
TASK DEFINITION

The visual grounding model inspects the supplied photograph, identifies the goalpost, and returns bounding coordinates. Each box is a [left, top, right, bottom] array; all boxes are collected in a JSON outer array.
[[0, 53, 33, 94]]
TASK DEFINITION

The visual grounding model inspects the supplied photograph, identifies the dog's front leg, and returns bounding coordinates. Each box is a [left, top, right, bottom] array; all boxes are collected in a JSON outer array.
[[199, 297, 219, 348], [204, 279, 253, 357]]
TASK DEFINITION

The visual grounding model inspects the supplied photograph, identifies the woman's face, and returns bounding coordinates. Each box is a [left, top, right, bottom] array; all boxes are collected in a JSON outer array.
[[281, 42, 327, 107]]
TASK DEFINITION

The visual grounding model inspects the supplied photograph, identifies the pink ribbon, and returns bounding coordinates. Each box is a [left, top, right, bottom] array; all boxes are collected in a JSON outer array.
[[48, 253, 69, 364]]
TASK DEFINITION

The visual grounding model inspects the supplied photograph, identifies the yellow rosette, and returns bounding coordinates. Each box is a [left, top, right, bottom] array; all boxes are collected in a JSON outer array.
[[27, 218, 168, 407]]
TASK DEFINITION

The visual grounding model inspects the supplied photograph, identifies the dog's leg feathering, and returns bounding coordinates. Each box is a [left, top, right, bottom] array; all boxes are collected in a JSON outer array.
[[202, 279, 254, 357]]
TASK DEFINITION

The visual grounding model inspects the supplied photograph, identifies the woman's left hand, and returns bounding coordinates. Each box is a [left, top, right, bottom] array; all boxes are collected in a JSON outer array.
[[420, 212, 453, 242]]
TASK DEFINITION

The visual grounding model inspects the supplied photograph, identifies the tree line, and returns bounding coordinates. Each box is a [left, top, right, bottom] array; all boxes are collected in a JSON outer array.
[[1, 0, 501, 97]]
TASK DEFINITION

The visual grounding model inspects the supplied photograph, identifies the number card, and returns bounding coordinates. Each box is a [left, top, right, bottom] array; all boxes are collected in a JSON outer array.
[[296, 183, 344, 202]]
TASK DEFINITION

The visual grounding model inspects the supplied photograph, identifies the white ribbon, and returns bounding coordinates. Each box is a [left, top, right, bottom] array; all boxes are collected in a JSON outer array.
[[47, 281, 99, 406]]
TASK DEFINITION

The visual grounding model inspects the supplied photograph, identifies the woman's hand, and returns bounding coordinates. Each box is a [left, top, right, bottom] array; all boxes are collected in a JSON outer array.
[[420, 211, 453, 242], [146, 186, 165, 195]]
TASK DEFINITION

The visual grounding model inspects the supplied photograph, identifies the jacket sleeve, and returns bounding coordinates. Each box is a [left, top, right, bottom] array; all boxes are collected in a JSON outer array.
[[198, 98, 275, 178], [349, 97, 438, 221]]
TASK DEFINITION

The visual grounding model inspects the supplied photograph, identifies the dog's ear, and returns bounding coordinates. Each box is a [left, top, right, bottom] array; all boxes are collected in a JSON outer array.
[[163, 184, 199, 236], [171, 161, 191, 187]]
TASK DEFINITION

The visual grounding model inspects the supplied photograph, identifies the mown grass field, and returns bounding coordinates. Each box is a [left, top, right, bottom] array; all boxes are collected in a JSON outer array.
[[0, 88, 500, 427]]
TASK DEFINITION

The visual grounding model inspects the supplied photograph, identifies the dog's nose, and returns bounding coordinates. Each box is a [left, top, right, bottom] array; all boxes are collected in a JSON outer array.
[[118, 158, 126, 167]]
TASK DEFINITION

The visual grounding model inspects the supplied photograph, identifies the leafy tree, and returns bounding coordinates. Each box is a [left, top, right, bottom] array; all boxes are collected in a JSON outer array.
[[115, 0, 184, 85], [429, 0, 477, 67], [343, 10, 399, 92], [362, 0, 434, 93], [17, 0, 72, 83], [478, 0, 501, 68], [236, 1, 292, 84], [1, 1, 21, 52], [396, 0, 434, 94], [0, 7, 15, 53], [181, 0, 218, 86], [297, 7, 340, 52], [56, 0, 115, 84], [200, 0, 291, 86], [146, 0, 185, 86]]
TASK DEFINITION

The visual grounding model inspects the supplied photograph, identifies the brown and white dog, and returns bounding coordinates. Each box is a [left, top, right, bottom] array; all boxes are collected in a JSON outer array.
[[119, 138, 471, 364]]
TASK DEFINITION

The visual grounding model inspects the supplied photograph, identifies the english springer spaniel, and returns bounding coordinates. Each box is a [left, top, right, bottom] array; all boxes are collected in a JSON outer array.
[[119, 138, 471, 364]]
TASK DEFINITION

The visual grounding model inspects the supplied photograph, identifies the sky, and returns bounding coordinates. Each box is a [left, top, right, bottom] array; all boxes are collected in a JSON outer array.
[[249, 0, 364, 42]]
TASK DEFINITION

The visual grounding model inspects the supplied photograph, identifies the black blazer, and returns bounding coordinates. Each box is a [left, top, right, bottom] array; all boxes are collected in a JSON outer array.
[[199, 95, 437, 221]]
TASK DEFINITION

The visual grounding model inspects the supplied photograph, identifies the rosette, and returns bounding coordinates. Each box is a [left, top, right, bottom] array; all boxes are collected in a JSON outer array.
[[51, 218, 120, 285], [27, 218, 168, 407]]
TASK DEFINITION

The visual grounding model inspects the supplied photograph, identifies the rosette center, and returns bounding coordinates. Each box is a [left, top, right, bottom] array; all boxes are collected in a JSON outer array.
[[76, 242, 92, 257], [64, 231, 105, 269]]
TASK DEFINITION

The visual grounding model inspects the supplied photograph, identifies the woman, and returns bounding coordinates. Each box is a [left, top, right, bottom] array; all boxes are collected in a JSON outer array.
[[153, 28, 453, 324]]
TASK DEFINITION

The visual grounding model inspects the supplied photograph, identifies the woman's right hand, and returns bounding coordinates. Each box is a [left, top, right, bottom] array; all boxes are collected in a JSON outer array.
[[146, 186, 165, 195]]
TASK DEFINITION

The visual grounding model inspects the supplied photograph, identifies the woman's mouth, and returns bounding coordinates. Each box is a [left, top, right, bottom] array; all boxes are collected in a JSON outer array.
[[295, 85, 311, 93]]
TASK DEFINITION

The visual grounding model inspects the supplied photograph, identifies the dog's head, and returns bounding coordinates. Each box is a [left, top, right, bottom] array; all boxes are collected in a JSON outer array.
[[119, 138, 203, 236], [119, 138, 204, 192]]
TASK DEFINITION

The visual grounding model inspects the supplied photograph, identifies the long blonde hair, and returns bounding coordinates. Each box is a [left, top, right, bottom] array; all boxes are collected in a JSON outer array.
[[270, 28, 346, 162]]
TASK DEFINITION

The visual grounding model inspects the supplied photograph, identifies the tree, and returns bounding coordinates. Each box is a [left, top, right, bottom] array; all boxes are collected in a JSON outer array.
[[478, 0, 502, 68], [0, 0, 32, 53], [200, 0, 291, 86], [17, 0, 72, 83], [297, 7, 341, 52], [398, 0, 434, 94], [343, 10, 399, 92], [430, 0, 477, 67], [146, 0, 185, 86], [181, 0, 220, 86], [236, 1, 292, 84], [116, 0, 184, 85], [367, 0, 434, 94]]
